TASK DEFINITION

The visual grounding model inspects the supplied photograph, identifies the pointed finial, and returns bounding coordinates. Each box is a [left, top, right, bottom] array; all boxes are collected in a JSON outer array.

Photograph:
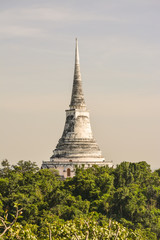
[[75, 38, 79, 65]]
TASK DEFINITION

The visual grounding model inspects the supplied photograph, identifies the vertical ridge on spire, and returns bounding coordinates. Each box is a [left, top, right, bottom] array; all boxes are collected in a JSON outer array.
[[70, 38, 86, 109]]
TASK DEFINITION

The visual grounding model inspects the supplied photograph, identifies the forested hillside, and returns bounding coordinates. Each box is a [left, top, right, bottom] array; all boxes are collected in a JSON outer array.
[[0, 160, 160, 239]]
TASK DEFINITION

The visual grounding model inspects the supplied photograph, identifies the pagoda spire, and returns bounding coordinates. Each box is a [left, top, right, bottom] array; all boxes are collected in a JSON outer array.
[[70, 38, 86, 109]]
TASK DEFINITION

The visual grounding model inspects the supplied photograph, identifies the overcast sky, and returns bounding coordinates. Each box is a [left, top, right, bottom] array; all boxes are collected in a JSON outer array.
[[0, 0, 160, 169]]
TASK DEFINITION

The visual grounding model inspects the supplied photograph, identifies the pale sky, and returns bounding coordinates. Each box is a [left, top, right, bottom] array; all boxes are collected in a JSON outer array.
[[0, 0, 160, 169]]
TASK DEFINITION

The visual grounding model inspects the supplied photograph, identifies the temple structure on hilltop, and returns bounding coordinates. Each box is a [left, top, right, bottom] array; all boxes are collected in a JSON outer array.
[[41, 39, 113, 178]]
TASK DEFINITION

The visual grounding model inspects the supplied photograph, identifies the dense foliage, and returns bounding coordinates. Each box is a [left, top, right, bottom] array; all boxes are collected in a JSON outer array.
[[0, 160, 160, 239]]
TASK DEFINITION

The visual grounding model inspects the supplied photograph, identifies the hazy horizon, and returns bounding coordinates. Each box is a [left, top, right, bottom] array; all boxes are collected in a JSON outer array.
[[0, 0, 160, 169]]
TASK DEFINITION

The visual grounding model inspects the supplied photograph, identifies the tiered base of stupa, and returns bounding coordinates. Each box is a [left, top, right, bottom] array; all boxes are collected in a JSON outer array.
[[41, 138, 113, 178], [41, 109, 113, 178]]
